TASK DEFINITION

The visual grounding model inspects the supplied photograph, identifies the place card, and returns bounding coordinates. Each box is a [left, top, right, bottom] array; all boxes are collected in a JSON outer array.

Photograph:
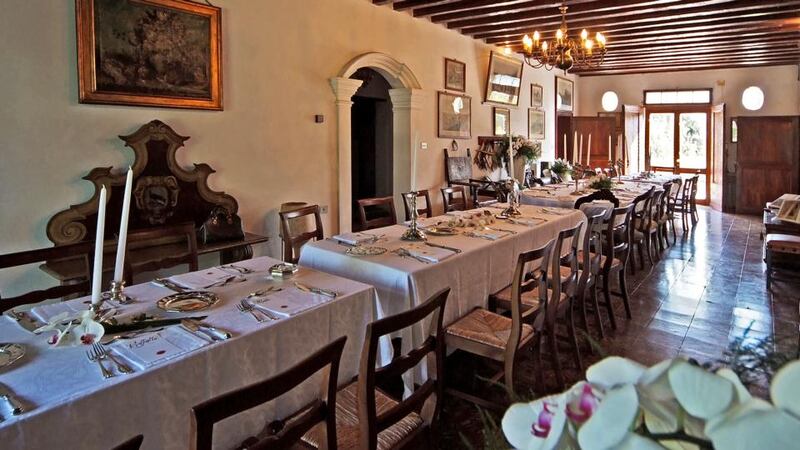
[[251, 288, 326, 318], [111, 326, 209, 370]]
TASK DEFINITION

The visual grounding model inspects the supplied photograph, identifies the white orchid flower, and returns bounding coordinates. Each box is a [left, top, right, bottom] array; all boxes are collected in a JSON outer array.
[[577, 384, 640, 450], [32, 311, 72, 334], [668, 361, 734, 420], [502, 393, 569, 450], [586, 356, 646, 389]]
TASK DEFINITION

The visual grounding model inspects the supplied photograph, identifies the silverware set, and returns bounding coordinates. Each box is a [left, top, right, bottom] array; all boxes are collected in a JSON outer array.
[[220, 264, 254, 275], [86, 343, 132, 378], [294, 282, 338, 298], [236, 299, 278, 322], [203, 275, 244, 288], [153, 278, 187, 293], [393, 248, 432, 264], [424, 242, 462, 254]]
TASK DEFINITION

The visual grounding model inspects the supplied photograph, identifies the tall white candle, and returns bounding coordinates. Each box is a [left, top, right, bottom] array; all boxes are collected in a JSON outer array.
[[91, 186, 107, 305], [579, 134, 584, 165], [573, 132, 577, 163], [508, 133, 515, 180], [563, 134, 567, 159], [587, 134, 592, 166], [411, 131, 419, 191], [113, 168, 133, 282], [609, 135, 612, 161]]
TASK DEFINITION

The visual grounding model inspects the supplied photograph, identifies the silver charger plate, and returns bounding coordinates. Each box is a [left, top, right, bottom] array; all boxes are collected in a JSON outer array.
[[425, 226, 458, 236], [346, 246, 388, 257], [0, 343, 25, 369], [157, 291, 219, 313]]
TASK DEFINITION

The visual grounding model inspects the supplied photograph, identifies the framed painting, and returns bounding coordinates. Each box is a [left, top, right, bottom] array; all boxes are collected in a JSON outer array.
[[484, 51, 523, 106], [444, 58, 466, 92], [76, 0, 223, 110], [438, 91, 471, 139], [493, 107, 510, 136], [531, 83, 543, 108], [528, 109, 545, 139], [555, 76, 574, 112]]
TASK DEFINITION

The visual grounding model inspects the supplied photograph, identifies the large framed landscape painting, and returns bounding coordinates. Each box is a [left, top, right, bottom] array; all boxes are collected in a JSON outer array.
[[76, 0, 223, 110], [438, 91, 471, 139]]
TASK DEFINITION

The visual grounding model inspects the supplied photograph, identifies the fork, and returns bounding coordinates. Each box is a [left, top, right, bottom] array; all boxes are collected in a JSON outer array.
[[86, 346, 114, 379], [92, 343, 133, 374], [237, 300, 265, 322]]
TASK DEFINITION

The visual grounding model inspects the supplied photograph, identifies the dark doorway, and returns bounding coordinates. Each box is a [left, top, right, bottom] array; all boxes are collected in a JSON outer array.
[[350, 68, 393, 230]]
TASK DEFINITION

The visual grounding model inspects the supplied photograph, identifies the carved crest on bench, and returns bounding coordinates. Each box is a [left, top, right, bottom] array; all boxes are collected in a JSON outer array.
[[47, 120, 239, 245]]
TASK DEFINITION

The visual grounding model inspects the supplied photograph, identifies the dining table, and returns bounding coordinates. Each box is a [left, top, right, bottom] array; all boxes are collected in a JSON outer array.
[[520, 180, 663, 210], [0, 256, 380, 450], [299, 204, 586, 385]]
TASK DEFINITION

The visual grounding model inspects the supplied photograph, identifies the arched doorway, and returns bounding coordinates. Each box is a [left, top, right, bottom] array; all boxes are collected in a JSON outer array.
[[350, 68, 393, 230], [331, 52, 423, 232]]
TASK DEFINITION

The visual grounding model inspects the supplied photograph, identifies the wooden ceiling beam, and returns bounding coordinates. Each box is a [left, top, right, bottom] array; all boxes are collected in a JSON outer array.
[[419, 0, 599, 20], [392, 0, 453, 11], [574, 59, 800, 76], [460, 1, 798, 37], [594, 50, 800, 67], [595, 47, 800, 64], [605, 36, 800, 55]]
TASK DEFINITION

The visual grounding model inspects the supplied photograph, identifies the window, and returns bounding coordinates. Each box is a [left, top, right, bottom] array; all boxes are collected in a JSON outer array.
[[644, 89, 711, 105]]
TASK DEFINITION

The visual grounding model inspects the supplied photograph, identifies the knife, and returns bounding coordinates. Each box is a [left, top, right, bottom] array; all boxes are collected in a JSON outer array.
[[181, 319, 231, 341], [152, 278, 187, 293], [424, 242, 462, 254], [101, 316, 207, 335], [0, 382, 24, 415], [294, 282, 338, 298]]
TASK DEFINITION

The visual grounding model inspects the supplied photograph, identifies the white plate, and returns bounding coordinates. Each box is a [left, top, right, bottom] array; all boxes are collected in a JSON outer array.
[[0, 343, 25, 369]]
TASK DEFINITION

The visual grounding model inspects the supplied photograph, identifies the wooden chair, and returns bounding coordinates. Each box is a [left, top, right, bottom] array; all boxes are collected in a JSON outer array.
[[635, 189, 663, 266], [440, 186, 469, 212], [655, 182, 673, 250], [628, 187, 655, 274], [123, 223, 199, 284], [279, 205, 324, 264], [449, 240, 555, 401], [401, 190, 433, 221], [357, 197, 397, 231], [0, 241, 94, 313], [193, 336, 347, 450], [303, 288, 449, 450], [574, 189, 620, 209], [599, 204, 636, 330], [673, 176, 696, 232], [765, 234, 800, 290], [666, 178, 682, 243], [689, 174, 700, 223], [575, 213, 607, 340], [110, 435, 144, 450]]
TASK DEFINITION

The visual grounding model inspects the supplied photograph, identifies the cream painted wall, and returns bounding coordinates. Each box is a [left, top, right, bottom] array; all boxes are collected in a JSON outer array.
[[577, 65, 800, 117], [0, 0, 575, 294]]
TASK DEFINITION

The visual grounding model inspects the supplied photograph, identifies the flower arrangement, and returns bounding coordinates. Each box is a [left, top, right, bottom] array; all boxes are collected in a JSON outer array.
[[34, 309, 105, 346], [502, 356, 800, 450], [588, 173, 614, 190], [551, 159, 573, 177]]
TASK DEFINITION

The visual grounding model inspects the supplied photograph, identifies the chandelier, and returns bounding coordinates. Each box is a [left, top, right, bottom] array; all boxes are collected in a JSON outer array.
[[520, 6, 607, 73]]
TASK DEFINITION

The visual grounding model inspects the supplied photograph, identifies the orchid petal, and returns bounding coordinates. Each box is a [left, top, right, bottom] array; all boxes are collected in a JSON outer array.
[[771, 359, 800, 418], [704, 397, 771, 437], [578, 384, 639, 450], [33, 311, 72, 334], [72, 318, 105, 346], [615, 432, 664, 450], [638, 359, 677, 401], [668, 361, 733, 419], [715, 368, 751, 404], [587, 356, 646, 389], [707, 405, 800, 450], [502, 395, 567, 450]]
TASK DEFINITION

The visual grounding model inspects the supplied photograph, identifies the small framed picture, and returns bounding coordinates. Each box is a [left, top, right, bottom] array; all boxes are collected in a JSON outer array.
[[493, 107, 511, 136], [528, 109, 545, 139], [531, 83, 543, 108], [444, 58, 466, 92], [555, 76, 574, 112], [438, 91, 472, 139]]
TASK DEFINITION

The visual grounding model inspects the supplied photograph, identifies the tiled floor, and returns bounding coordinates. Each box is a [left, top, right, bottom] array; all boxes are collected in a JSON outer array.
[[437, 207, 799, 448]]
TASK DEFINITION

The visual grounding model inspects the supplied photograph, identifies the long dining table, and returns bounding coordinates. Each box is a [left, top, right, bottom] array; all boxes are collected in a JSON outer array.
[[299, 204, 586, 383], [0, 256, 379, 450], [520, 180, 663, 210]]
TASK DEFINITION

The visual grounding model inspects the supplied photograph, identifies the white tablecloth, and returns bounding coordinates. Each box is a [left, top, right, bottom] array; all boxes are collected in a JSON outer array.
[[520, 181, 660, 210], [0, 257, 378, 450], [299, 205, 585, 383]]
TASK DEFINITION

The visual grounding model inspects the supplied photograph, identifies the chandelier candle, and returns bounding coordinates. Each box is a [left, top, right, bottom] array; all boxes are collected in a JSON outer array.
[[91, 186, 107, 306]]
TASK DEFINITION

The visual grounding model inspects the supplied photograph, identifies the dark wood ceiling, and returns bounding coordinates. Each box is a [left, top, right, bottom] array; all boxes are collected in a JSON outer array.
[[372, 0, 800, 76]]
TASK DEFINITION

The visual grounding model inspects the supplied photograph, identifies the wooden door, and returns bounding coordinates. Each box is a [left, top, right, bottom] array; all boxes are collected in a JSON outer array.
[[710, 103, 725, 211], [736, 116, 800, 214], [623, 104, 642, 174]]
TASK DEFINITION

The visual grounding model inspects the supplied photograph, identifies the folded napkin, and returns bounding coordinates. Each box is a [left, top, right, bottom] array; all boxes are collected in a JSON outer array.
[[168, 267, 238, 290], [465, 229, 504, 241], [30, 300, 88, 324], [111, 326, 209, 370], [250, 288, 327, 318], [507, 217, 546, 227], [332, 232, 379, 246], [406, 245, 455, 263]]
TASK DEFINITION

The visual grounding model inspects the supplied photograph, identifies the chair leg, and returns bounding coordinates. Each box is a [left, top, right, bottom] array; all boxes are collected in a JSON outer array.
[[638, 241, 646, 270], [602, 273, 618, 329], [645, 234, 654, 265], [591, 283, 605, 339], [503, 353, 516, 400], [548, 327, 565, 390], [682, 211, 688, 232], [619, 269, 632, 319], [567, 302, 584, 372], [533, 334, 544, 393], [766, 250, 772, 291], [670, 217, 678, 243]]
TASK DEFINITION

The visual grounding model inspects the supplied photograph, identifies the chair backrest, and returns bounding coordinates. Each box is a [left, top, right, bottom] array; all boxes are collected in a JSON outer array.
[[659, 182, 673, 218], [670, 178, 683, 201], [401, 190, 433, 221], [603, 204, 636, 271], [574, 189, 620, 209], [0, 241, 94, 313], [279, 205, 324, 264], [578, 213, 606, 290], [356, 197, 397, 231], [509, 240, 554, 337], [641, 189, 663, 232], [441, 186, 469, 212], [111, 435, 144, 450], [357, 288, 449, 450], [689, 174, 700, 203], [124, 222, 199, 284], [444, 149, 473, 183], [679, 176, 693, 203], [547, 222, 584, 324], [192, 336, 347, 450]]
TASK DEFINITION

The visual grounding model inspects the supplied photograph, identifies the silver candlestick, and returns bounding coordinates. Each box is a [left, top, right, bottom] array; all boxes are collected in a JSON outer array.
[[103, 280, 134, 305], [401, 193, 427, 241], [501, 179, 522, 216]]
